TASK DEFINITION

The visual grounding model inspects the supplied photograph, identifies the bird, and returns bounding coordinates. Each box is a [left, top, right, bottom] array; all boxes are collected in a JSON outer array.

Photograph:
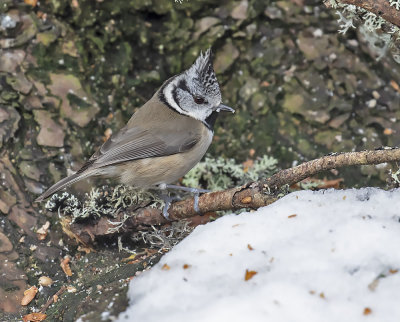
[[35, 48, 234, 205]]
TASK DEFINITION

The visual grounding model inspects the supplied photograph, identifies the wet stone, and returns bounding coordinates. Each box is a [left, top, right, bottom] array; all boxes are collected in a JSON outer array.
[[193, 17, 220, 40], [231, 0, 248, 20], [6, 73, 32, 94], [0, 105, 20, 148], [0, 231, 13, 252], [19, 161, 40, 181], [33, 110, 65, 147], [214, 40, 239, 73], [47, 73, 100, 127], [0, 49, 25, 73]]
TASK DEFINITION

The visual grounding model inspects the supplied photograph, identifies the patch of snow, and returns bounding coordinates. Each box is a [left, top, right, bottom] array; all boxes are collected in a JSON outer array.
[[117, 188, 400, 322]]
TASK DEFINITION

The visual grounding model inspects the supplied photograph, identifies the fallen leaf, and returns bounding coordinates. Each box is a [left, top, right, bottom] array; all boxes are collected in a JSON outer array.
[[22, 312, 47, 322], [389, 269, 398, 274], [247, 244, 254, 251], [288, 214, 297, 218], [183, 264, 191, 269], [24, 0, 38, 7], [36, 221, 50, 240], [244, 269, 257, 281], [242, 159, 254, 173], [67, 286, 77, 293], [319, 292, 325, 299], [363, 307, 372, 315], [390, 80, 400, 93], [162, 263, 170, 270], [21, 286, 38, 306], [384, 128, 394, 135], [103, 128, 112, 142], [53, 294, 59, 302], [60, 256, 72, 276], [38, 276, 53, 287]]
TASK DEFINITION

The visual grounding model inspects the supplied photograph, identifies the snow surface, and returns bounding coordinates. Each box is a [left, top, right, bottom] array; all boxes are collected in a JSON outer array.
[[117, 188, 400, 322]]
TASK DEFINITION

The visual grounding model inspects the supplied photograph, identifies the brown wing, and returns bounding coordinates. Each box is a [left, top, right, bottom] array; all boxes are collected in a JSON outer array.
[[82, 125, 199, 170]]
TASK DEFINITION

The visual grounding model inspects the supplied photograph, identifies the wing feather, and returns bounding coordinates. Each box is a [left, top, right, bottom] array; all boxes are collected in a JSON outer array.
[[89, 125, 199, 168]]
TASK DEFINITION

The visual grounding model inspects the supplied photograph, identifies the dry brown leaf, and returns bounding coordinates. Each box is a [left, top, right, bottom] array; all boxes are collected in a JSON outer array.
[[162, 264, 170, 270], [53, 294, 59, 303], [384, 128, 394, 135], [389, 269, 398, 274], [390, 80, 400, 93], [67, 286, 77, 293], [363, 307, 372, 315], [60, 256, 72, 277], [38, 276, 53, 287], [244, 269, 257, 281], [22, 312, 47, 322], [319, 292, 325, 299], [247, 244, 254, 251], [249, 148, 256, 157], [243, 159, 254, 173], [183, 264, 191, 269], [288, 214, 297, 218], [103, 128, 112, 141], [21, 286, 38, 306], [36, 221, 50, 240], [24, 0, 38, 7]]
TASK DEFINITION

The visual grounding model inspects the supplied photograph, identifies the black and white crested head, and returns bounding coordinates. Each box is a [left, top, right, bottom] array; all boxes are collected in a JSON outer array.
[[159, 49, 223, 124]]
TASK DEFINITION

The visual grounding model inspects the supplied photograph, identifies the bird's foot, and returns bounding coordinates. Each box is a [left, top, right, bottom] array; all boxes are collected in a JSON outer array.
[[163, 184, 210, 215], [158, 192, 181, 220]]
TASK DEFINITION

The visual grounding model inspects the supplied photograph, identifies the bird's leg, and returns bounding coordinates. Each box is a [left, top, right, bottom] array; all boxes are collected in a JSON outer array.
[[164, 184, 210, 215], [157, 184, 178, 220]]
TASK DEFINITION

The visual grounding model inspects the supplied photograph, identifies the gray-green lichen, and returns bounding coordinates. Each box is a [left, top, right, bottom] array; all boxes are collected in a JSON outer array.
[[45, 185, 163, 222], [182, 154, 279, 190], [331, 0, 400, 62]]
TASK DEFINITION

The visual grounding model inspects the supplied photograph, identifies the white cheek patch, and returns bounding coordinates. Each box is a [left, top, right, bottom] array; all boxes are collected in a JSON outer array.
[[164, 80, 185, 114]]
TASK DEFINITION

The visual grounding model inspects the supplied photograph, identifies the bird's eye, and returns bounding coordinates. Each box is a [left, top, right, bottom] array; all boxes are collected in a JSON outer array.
[[194, 96, 205, 104]]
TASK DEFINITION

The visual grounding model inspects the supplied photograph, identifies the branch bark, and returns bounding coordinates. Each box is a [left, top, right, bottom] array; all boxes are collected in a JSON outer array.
[[68, 148, 400, 244], [326, 0, 400, 29]]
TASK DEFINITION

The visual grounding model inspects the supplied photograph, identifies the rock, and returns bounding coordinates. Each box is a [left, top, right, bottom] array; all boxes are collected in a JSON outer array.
[[0, 189, 16, 214], [0, 105, 20, 148], [8, 205, 38, 238], [19, 161, 40, 181], [239, 78, 259, 101], [0, 49, 25, 73], [6, 73, 32, 95], [33, 110, 65, 147], [0, 231, 13, 252], [193, 17, 220, 40], [214, 40, 239, 73], [231, 0, 248, 20], [47, 73, 100, 127], [36, 31, 58, 46]]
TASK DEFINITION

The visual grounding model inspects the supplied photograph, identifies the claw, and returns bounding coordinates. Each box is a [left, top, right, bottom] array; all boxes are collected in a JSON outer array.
[[156, 184, 210, 217]]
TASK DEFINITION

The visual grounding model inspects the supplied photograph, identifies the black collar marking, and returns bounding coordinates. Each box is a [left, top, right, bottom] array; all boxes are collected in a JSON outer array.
[[204, 111, 218, 131]]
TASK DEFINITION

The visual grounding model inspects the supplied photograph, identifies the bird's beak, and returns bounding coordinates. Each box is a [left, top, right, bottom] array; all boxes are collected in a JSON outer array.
[[215, 103, 235, 113]]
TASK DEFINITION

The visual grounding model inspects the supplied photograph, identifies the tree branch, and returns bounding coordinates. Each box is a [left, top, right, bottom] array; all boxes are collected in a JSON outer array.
[[67, 148, 400, 244], [326, 0, 400, 29], [169, 148, 400, 219]]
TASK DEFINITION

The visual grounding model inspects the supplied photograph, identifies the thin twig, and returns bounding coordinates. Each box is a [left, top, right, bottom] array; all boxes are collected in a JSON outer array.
[[40, 285, 67, 313]]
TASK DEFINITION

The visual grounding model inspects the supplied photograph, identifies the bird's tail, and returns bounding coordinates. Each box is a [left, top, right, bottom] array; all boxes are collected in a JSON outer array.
[[34, 170, 96, 202]]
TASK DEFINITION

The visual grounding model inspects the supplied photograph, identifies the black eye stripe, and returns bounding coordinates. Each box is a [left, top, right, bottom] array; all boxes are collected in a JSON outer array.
[[178, 79, 190, 93]]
